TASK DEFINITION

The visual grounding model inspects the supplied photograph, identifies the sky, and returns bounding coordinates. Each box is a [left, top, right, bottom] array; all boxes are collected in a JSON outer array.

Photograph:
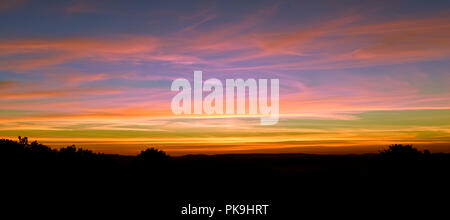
[[1, 0, 450, 155]]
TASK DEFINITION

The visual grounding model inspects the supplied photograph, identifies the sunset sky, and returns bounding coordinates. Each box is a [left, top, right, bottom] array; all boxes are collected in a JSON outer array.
[[1, 0, 450, 155]]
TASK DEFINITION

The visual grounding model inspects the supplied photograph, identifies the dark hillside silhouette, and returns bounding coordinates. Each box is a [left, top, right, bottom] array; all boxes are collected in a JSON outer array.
[[1, 137, 450, 218]]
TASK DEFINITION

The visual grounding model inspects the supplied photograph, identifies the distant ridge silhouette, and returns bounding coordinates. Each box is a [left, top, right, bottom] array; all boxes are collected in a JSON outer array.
[[1, 137, 450, 218]]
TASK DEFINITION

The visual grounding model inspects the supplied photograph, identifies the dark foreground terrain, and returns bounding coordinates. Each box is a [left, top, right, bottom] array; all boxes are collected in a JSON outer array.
[[2, 137, 450, 219]]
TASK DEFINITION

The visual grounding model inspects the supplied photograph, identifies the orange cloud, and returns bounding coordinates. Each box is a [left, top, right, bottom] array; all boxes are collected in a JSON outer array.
[[0, 81, 17, 89]]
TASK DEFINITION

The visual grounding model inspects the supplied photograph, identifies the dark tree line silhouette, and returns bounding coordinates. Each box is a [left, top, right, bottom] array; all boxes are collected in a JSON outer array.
[[2, 136, 450, 218], [2, 136, 437, 161], [1, 136, 443, 168], [2, 136, 449, 190], [1, 136, 168, 165]]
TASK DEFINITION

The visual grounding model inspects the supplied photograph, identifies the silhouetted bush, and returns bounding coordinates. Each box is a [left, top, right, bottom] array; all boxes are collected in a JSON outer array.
[[59, 145, 95, 158], [136, 147, 169, 166], [380, 144, 424, 159]]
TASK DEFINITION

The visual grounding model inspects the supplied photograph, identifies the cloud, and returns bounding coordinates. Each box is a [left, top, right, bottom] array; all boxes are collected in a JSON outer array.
[[0, 36, 160, 70], [194, 11, 450, 71], [2, 6, 448, 73], [0, 86, 123, 100], [0, 0, 28, 11], [0, 81, 17, 88], [66, 1, 97, 14], [1, 5, 450, 122]]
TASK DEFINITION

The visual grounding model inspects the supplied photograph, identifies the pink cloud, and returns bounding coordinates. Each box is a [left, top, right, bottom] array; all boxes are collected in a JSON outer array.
[[0, 0, 28, 11], [2, 9, 448, 72], [66, 1, 97, 14]]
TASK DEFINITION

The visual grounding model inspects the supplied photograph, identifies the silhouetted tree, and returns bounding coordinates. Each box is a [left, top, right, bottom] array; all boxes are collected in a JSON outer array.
[[136, 147, 169, 166], [28, 140, 53, 153], [380, 144, 423, 158], [0, 138, 25, 155], [377, 144, 430, 176], [18, 136, 28, 145]]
